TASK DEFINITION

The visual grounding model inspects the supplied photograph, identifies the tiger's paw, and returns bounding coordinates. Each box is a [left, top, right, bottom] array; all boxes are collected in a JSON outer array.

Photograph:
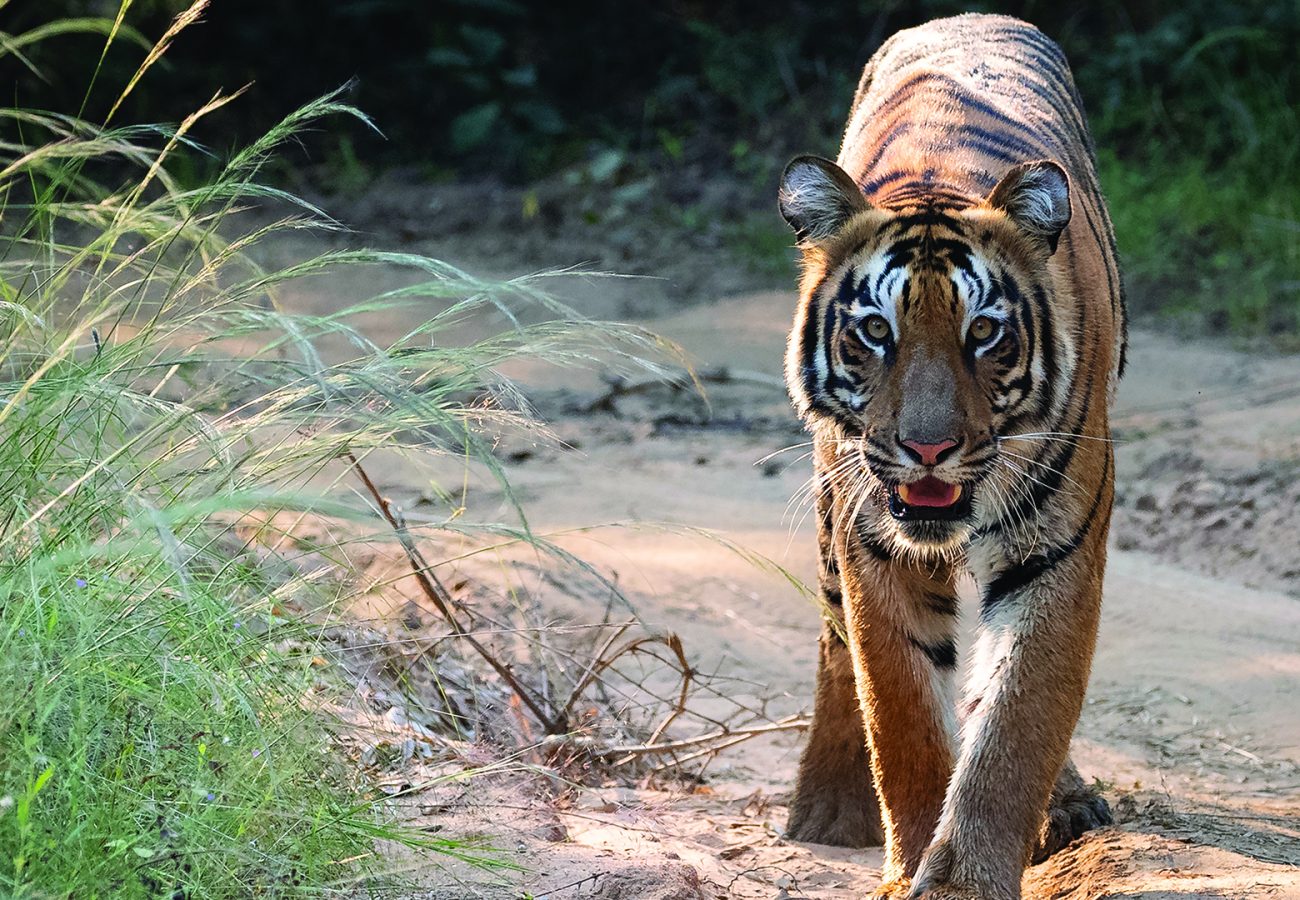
[[908, 842, 1012, 900], [870, 877, 912, 899], [1033, 778, 1112, 862], [907, 876, 1002, 900], [785, 785, 884, 847], [908, 887, 982, 900]]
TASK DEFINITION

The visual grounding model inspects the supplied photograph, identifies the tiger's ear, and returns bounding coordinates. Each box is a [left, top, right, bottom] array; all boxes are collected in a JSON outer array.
[[778, 155, 870, 245], [986, 160, 1072, 254]]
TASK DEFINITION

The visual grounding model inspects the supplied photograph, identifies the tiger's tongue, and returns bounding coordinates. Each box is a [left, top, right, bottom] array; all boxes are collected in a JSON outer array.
[[898, 476, 962, 508]]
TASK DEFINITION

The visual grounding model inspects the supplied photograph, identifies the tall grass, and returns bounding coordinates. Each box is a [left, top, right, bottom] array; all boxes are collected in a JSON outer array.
[[1091, 18, 1300, 333], [0, 12, 677, 898]]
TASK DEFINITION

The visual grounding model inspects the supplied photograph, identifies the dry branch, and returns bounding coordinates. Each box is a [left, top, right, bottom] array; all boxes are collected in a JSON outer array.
[[345, 450, 803, 781], [347, 451, 564, 734]]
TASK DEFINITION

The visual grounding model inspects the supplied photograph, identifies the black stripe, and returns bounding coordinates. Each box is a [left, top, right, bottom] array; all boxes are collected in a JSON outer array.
[[985, 276, 1037, 430], [859, 529, 893, 562], [871, 252, 904, 296], [924, 593, 959, 616], [1000, 51, 1087, 138], [883, 233, 972, 260], [802, 275, 860, 417], [953, 133, 1030, 167], [871, 71, 1040, 145], [815, 469, 845, 646], [867, 437, 896, 459], [862, 168, 911, 196], [880, 186, 980, 209], [863, 452, 900, 473], [990, 362, 1096, 532], [910, 635, 958, 669], [1076, 198, 1120, 320], [797, 276, 828, 412], [957, 122, 1049, 160], [999, 29, 1080, 115], [980, 451, 1111, 619], [1031, 285, 1057, 409], [884, 206, 971, 234], [859, 120, 915, 177], [1000, 24, 1072, 73], [988, 27, 1090, 144], [1117, 280, 1129, 380]]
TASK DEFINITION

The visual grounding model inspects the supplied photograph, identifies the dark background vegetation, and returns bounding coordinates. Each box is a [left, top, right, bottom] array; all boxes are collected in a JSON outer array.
[[7, 0, 1298, 333]]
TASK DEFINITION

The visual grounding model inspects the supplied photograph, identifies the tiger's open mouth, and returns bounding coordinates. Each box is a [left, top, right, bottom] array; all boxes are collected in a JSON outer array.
[[888, 476, 972, 521]]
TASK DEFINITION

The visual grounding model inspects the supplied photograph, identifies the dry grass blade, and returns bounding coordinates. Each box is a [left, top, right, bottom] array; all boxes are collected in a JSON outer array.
[[105, 0, 209, 124]]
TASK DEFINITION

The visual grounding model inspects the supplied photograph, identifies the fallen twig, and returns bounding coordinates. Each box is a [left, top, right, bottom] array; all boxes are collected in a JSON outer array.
[[582, 366, 785, 413], [530, 713, 809, 772], [610, 713, 809, 767], [347, 451, 565, 734]]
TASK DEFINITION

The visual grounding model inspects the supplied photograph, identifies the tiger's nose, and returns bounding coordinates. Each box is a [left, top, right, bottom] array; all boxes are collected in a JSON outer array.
[[898, 437, 960, 466]]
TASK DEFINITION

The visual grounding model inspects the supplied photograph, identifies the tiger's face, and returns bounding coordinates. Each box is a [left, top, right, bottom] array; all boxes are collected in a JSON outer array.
[[780, 156, 1074, 552]]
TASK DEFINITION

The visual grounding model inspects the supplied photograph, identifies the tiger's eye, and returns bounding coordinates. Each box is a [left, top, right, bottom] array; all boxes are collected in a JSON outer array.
[[863, 315, 890, 341], [969, 316, 996, 342]]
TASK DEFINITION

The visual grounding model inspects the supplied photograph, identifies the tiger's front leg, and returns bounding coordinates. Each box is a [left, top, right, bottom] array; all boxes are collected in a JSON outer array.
[[908, 532, 1108, 900], [787, 475, 884, 846], [787, 614, 885, 846], [832, 522, 964, 892]]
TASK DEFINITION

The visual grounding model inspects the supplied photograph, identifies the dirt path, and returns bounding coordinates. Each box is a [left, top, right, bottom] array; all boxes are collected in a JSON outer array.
[[267, 240, 1300, 896]]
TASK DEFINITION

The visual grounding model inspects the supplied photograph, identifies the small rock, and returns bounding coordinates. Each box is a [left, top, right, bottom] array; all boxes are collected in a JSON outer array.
[[400, 601, 423, 630], [589, 862, 706, 900], [532, 821, 569, 842], [1134, 493, 1160, 512], [1201, 512, 1231, 531]]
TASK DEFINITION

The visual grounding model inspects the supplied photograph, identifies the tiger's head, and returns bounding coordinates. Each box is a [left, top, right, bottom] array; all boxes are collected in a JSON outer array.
[[778, 155, 1075, 553]]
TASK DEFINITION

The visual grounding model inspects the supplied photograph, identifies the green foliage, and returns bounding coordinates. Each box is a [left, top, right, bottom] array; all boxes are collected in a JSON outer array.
[[439, 18, 565, 156], [0, 99, 377, 895], [1085, 2, 1300, 331], [1101, 149, 1299, 333], [6, 1, 1295, 329], [0, 13, 677, 897], [723, 214, 799, 280]]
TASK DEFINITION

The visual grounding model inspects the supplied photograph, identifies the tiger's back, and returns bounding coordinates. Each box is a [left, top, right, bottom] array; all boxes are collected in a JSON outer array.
[[843, 14, 1126, 392]]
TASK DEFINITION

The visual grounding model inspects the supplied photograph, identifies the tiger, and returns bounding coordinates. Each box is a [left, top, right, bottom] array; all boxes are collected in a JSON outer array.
[[775, 14, 1124, 900]]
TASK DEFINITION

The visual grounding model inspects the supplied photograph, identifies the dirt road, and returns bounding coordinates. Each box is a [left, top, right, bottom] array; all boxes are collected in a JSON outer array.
[[269, 241, 1300, 896]]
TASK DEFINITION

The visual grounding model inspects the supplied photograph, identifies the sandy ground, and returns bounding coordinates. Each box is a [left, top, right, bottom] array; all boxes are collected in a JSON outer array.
[[260, 237, 1300, 897]]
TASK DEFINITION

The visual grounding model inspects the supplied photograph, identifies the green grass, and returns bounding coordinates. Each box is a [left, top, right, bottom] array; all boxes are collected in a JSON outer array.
[[0, 534, 373, 895], [722, 212, 798, 280], [1083, 14, 1300, 335], [0, 11, 675, 898], [1101, 147, 1300, 333], [1095, 47, 1300, 336]]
